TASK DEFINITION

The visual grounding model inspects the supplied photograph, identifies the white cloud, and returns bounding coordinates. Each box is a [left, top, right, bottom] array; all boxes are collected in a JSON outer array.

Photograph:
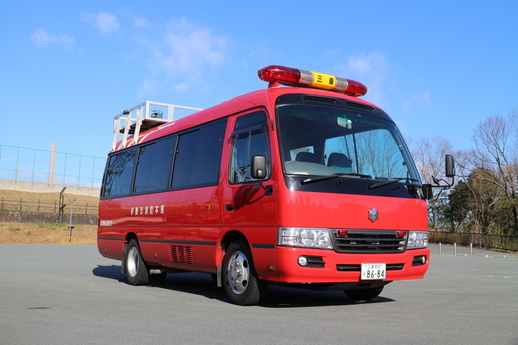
[[137, 78, 157, 98], [340, 52, 433, 113], [30, 29, 76, 48], [347, 54, 376, 75], [401, 90, 433, 113], [133, 16, 149, 29], [340, 52, 388, 105], [81, 11, 120, 35], [139, 18, 229, 94], [416, 91, 432, 106], [401, 100, 412, 112]]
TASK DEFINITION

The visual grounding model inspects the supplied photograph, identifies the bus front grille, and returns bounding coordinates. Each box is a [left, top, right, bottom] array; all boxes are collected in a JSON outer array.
[[331, 230, 406, 254]]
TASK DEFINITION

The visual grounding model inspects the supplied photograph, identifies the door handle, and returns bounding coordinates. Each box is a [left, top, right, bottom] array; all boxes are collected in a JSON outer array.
[[225, 204, 234, 212]]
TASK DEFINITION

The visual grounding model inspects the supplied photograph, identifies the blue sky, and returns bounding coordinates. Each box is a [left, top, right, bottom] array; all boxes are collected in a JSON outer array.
[[1, 0, 517, 162]]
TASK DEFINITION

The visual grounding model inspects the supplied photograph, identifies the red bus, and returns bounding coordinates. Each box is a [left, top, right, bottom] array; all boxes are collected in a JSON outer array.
[[98, 65, 454, 305]]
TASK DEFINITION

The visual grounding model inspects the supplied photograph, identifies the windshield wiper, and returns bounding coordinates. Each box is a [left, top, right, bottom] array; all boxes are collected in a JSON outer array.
[[367, 177, 420, 190], [301, 172, 372, 185]]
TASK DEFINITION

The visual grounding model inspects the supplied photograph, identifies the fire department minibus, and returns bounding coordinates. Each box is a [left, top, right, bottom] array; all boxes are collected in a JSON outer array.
[[98, 65, 454, 305]]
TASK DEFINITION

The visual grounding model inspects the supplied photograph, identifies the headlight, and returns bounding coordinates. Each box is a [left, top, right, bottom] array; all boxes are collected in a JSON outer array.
[[407, 231, 428, 249], [278, 227, 333, 249]]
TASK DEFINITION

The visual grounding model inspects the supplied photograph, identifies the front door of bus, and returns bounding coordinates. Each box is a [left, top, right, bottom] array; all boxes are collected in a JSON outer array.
[[223, 111, 277, 245]]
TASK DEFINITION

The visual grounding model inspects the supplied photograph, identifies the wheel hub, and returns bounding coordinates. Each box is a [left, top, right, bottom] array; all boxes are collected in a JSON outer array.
[[127, 246, 139, 278], [227, 251, 250, 294]]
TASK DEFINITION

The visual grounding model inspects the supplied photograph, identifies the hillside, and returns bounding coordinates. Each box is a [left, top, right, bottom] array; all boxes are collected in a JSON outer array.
[[0, 189, 98, 244]]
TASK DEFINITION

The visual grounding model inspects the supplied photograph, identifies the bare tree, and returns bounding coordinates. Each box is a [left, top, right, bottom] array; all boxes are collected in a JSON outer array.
[[468, 107, 518, 234], [411, 136, 454, 183], [410, 136, 456, 229]]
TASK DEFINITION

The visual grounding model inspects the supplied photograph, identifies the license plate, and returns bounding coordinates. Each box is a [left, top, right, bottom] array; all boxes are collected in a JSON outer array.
[[361, 263, 386, 280]]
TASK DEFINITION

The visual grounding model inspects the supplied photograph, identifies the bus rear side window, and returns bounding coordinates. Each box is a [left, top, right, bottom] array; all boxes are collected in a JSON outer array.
[[103, 148, 137, 197]]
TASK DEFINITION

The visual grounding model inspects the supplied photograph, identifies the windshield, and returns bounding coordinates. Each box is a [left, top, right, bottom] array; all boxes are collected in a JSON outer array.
[[276, 105, 420, 184]]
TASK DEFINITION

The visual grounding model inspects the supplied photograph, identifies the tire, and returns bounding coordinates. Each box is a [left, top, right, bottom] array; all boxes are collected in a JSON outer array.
[[222, 240, 266, 306], [125, 239, 150, 285], [344, 286, 384, 301]]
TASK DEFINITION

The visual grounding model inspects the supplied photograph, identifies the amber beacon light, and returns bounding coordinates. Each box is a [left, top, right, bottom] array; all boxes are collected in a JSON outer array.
[[257, 65, 368, 97]]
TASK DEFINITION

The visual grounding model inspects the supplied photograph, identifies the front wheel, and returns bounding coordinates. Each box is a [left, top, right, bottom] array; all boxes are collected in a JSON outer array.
[[344, 286, 384, 301], [222, 240, 266, 306], [125, 239, 150, 285]]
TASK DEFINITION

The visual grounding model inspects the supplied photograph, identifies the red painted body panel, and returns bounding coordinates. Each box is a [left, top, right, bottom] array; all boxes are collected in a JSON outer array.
[[273, 246, 429, 283], [99, 85, 430, 286], [278, 190, 428, 230]]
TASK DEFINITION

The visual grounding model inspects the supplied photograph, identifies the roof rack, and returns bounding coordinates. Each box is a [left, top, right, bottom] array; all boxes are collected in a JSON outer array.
[[112, 101, 203, 152]]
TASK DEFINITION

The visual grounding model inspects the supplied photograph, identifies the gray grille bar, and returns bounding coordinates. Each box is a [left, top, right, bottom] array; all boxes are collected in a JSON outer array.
[[331, 229, 407, 253]]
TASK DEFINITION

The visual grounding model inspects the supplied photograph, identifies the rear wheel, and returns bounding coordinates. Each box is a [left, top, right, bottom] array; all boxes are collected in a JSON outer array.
[[344, 286, 384, 301], [223, 240, 266, 305], [125, 239, 150, 285]]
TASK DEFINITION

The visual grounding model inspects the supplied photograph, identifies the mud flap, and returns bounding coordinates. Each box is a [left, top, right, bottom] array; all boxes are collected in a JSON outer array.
[[217, 265, 222, 287], [121, 243, 128, 274]]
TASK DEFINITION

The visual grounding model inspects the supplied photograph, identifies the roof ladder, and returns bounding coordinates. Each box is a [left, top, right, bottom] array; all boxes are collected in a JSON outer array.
[[111, 101, 203, 152]]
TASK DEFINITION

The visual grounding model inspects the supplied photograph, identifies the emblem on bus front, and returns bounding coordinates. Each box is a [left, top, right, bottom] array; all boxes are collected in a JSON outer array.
[[368, 208, 379, 222]]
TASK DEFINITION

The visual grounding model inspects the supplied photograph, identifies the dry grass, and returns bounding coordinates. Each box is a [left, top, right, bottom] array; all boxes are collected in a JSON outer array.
[[0, 222, 97, 244], [0, 189, 99, 205], [0, 190, 99, 244], [0, 190, 98, 213]]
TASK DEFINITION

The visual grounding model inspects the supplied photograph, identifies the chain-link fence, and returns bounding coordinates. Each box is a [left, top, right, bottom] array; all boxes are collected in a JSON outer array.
[[0, 211, 97, 225], [0, 197, 97, 214], [0, 144, 105, 189]]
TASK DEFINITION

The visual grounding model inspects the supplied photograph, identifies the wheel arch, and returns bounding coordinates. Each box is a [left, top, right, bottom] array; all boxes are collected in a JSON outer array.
[[215, 230, 250, 288], [220, 230, 249, 253]]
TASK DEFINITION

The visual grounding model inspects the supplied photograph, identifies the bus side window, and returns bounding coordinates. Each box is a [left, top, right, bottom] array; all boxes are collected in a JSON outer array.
[[171, 120, 226, 189], [230, 112, 269, 184], [133, 136, 176, 193], [102, 148, 137, 197]]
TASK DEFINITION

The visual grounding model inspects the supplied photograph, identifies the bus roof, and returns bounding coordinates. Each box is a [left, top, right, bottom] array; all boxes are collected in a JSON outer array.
[[111, 85, 383, 153]]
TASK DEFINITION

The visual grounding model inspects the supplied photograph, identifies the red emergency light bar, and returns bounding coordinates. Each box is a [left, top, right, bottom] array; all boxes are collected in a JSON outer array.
[[257, 65, 368, 97]]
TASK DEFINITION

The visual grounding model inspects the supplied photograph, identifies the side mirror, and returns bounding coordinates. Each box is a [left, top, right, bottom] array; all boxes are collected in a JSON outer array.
[[426, 154, 456, 199], [250, 155, 267, 180], [445, 154, 455, 178]]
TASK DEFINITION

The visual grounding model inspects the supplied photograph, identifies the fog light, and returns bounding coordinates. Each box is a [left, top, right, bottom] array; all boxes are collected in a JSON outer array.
[[298, 256, 308, 266], [412, 255, 427, 266]]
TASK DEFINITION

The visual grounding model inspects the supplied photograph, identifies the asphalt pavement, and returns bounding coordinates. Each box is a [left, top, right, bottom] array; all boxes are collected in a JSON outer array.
[[0, 244, 517, 345]]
